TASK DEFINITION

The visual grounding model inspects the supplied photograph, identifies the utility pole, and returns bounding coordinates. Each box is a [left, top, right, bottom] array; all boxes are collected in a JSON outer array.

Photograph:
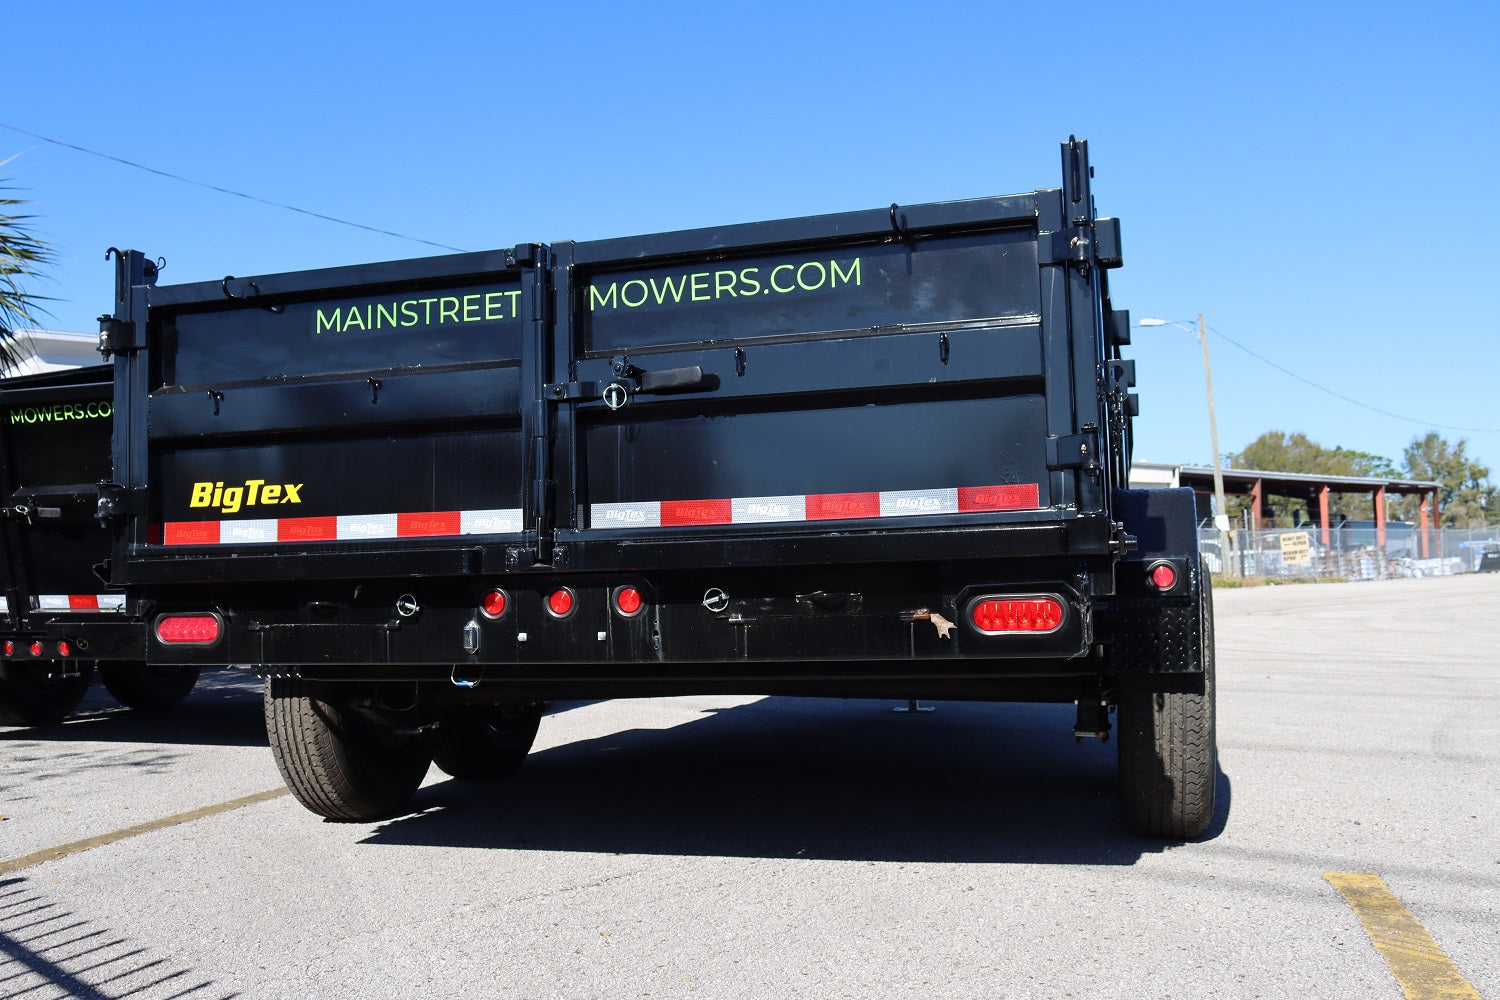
[[1196, 313, 1234, 574]]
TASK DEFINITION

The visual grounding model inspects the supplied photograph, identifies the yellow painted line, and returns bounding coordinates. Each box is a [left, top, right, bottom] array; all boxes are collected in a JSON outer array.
[[1324, 872, 1483, 1000], [0, 788, 290, 877]]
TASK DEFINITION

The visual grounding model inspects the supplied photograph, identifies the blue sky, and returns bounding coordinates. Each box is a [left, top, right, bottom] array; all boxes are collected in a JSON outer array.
[[6, 0, 1498, 474]]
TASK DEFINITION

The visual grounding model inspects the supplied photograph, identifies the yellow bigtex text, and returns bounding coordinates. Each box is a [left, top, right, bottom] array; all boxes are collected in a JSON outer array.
[[189, 480, 304, 515]]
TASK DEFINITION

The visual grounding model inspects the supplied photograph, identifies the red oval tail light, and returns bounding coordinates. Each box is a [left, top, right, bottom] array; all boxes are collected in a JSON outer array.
[[155, 614, 222, 645]]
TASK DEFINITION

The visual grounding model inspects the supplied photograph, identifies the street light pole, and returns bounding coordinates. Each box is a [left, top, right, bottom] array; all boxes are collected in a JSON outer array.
[[1139, 314, 1233, 569]]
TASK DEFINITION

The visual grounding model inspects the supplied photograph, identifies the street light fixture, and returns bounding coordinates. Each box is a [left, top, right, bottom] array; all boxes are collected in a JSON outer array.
[[1138, 314, 1230, 535]]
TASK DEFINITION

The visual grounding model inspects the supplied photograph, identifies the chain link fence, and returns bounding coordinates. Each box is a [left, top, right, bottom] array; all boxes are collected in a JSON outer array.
[[1197, 523, 1500, 581]]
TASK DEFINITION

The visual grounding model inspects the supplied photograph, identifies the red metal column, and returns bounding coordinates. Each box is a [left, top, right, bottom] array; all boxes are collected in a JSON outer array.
[[1319, 486, 1331, 549], [1375, 485, 1388, 550], [1419, 494, 1431, 559], [1250, 479, 1263, 531]]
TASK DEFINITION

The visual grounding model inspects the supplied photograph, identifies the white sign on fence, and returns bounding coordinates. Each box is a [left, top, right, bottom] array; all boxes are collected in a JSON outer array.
[[1280, 532, 1312, 566]]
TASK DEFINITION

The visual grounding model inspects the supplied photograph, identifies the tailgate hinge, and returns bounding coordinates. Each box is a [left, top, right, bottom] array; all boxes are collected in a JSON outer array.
[[95, 482, 148, 521], [1047, 432, 1100, 471], [97, 315, 141, 358]]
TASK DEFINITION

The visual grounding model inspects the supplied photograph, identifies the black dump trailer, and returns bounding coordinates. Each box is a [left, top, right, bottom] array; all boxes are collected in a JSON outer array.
[[0, 363, 198, 725], [104, 139, 1215, 837]]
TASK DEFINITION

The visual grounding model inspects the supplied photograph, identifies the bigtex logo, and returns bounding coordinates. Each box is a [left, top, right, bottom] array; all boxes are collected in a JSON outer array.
[[189, 479, 304, 515]]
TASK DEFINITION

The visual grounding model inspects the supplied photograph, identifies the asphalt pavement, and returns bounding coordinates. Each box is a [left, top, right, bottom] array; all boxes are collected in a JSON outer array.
[[3, 574, 1497, 998]]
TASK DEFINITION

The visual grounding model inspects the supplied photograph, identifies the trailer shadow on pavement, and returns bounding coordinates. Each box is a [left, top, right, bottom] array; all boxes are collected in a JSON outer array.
[[0, 668, 267, 749], [362, 697, 1231, 866]]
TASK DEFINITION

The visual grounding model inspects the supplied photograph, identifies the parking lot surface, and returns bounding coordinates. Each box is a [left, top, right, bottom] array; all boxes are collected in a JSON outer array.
[[3, 575, 1497, 998]]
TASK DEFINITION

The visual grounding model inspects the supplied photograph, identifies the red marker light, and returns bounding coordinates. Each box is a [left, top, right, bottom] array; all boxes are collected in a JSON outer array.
[[547, 589, 575, 618], [57, 641, 72, 657], [29, 641, 43, 656], [1149, 563, 1178, 591], [155, 614, 221, 645], [615, 587, 643, 616], [968, 597, 1064, 634], [2, 641, 12, 656], [481, 589, 508, 619]]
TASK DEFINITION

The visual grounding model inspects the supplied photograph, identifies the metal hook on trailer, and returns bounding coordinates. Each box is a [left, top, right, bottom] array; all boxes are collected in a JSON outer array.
[[888, 203, 914, 246], [221, 275, 285, 314]]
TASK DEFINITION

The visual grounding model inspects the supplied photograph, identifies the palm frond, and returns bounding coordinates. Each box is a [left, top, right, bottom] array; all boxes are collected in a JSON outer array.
[[0, 156, 58, 370]]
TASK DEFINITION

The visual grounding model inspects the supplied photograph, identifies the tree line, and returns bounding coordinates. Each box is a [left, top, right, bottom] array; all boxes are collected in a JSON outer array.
[[1226, 430, 1498, 529]]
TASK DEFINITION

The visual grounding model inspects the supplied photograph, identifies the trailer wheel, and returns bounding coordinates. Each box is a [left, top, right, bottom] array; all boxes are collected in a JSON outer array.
[[264, 677, 431, 821], [1117, 567, 1218, 839], [99, 663, 200, 710], [430, 702, 542, 780], [0, 661, 95, 727]]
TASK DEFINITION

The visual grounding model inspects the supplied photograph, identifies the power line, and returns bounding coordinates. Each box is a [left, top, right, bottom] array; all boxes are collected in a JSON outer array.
[[1204, 323, 1500, 435], [1, 122, 468, 254]]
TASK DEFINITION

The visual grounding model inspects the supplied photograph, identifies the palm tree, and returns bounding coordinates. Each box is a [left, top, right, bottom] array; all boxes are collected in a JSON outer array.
[[1, 155, 57, 370]]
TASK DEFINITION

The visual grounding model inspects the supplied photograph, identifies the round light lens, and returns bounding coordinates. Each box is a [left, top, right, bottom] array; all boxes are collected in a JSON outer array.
[[481, 589, 508, 619], [1149, 563, 1178, 590], [548, 589, 575, 617], [29, 641, 43, 656], [57, 641, 72, 657], [3, 641, 12, 656], [615, 587, 643, 616]]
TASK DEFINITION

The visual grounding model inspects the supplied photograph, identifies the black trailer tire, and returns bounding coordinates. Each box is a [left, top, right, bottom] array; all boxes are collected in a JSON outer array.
[[0, 661, 95, 727], [430, 702, 543, 780], [264, 677, 431, 821], [1117, 569, 1217, 839], [99, 663, 200, 710]]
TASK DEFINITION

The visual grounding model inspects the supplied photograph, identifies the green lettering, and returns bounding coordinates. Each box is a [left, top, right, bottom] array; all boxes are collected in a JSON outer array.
[[690, 272, 710, 302], [620, 280, 649, 308], [831, 257, 861, 287], [401, 301, 420, 326], [420, 297, 439, 323], [649, 274, 688, 304], [463, 294, 481, 322], [507, 290, 521, 316], [439, 297, 461, 323], [770, 264, 796, 293], [797, 261, 826, 291], [316, 307, 343, 334], [739, 268, 761, 295], [485, 291, 505, 320], [714, 269, 737, 298], [590, 283, 618, 311], [376, 302, 398, 329], [344, 307, 366, 331]]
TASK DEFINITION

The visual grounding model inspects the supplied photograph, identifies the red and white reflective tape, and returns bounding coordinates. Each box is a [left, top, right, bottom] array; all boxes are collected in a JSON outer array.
[[591, 484, 1040, 529], [34, 594, 128, 612], [163, 508, 524, 546]]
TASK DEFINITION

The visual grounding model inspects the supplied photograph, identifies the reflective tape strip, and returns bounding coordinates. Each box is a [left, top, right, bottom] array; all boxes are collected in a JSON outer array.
[[732, 495, 807, 524], [592, 502, 662, 529], [879, 488, 960, 518], [36, 595, 127, 612], [591, 484, 1040, 530], [220, 519, 278, 544], [163, 509, 525, 546], [0, 597, 8, 613], [461, 509, 525, 535], [337, 513, 398, 540]]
